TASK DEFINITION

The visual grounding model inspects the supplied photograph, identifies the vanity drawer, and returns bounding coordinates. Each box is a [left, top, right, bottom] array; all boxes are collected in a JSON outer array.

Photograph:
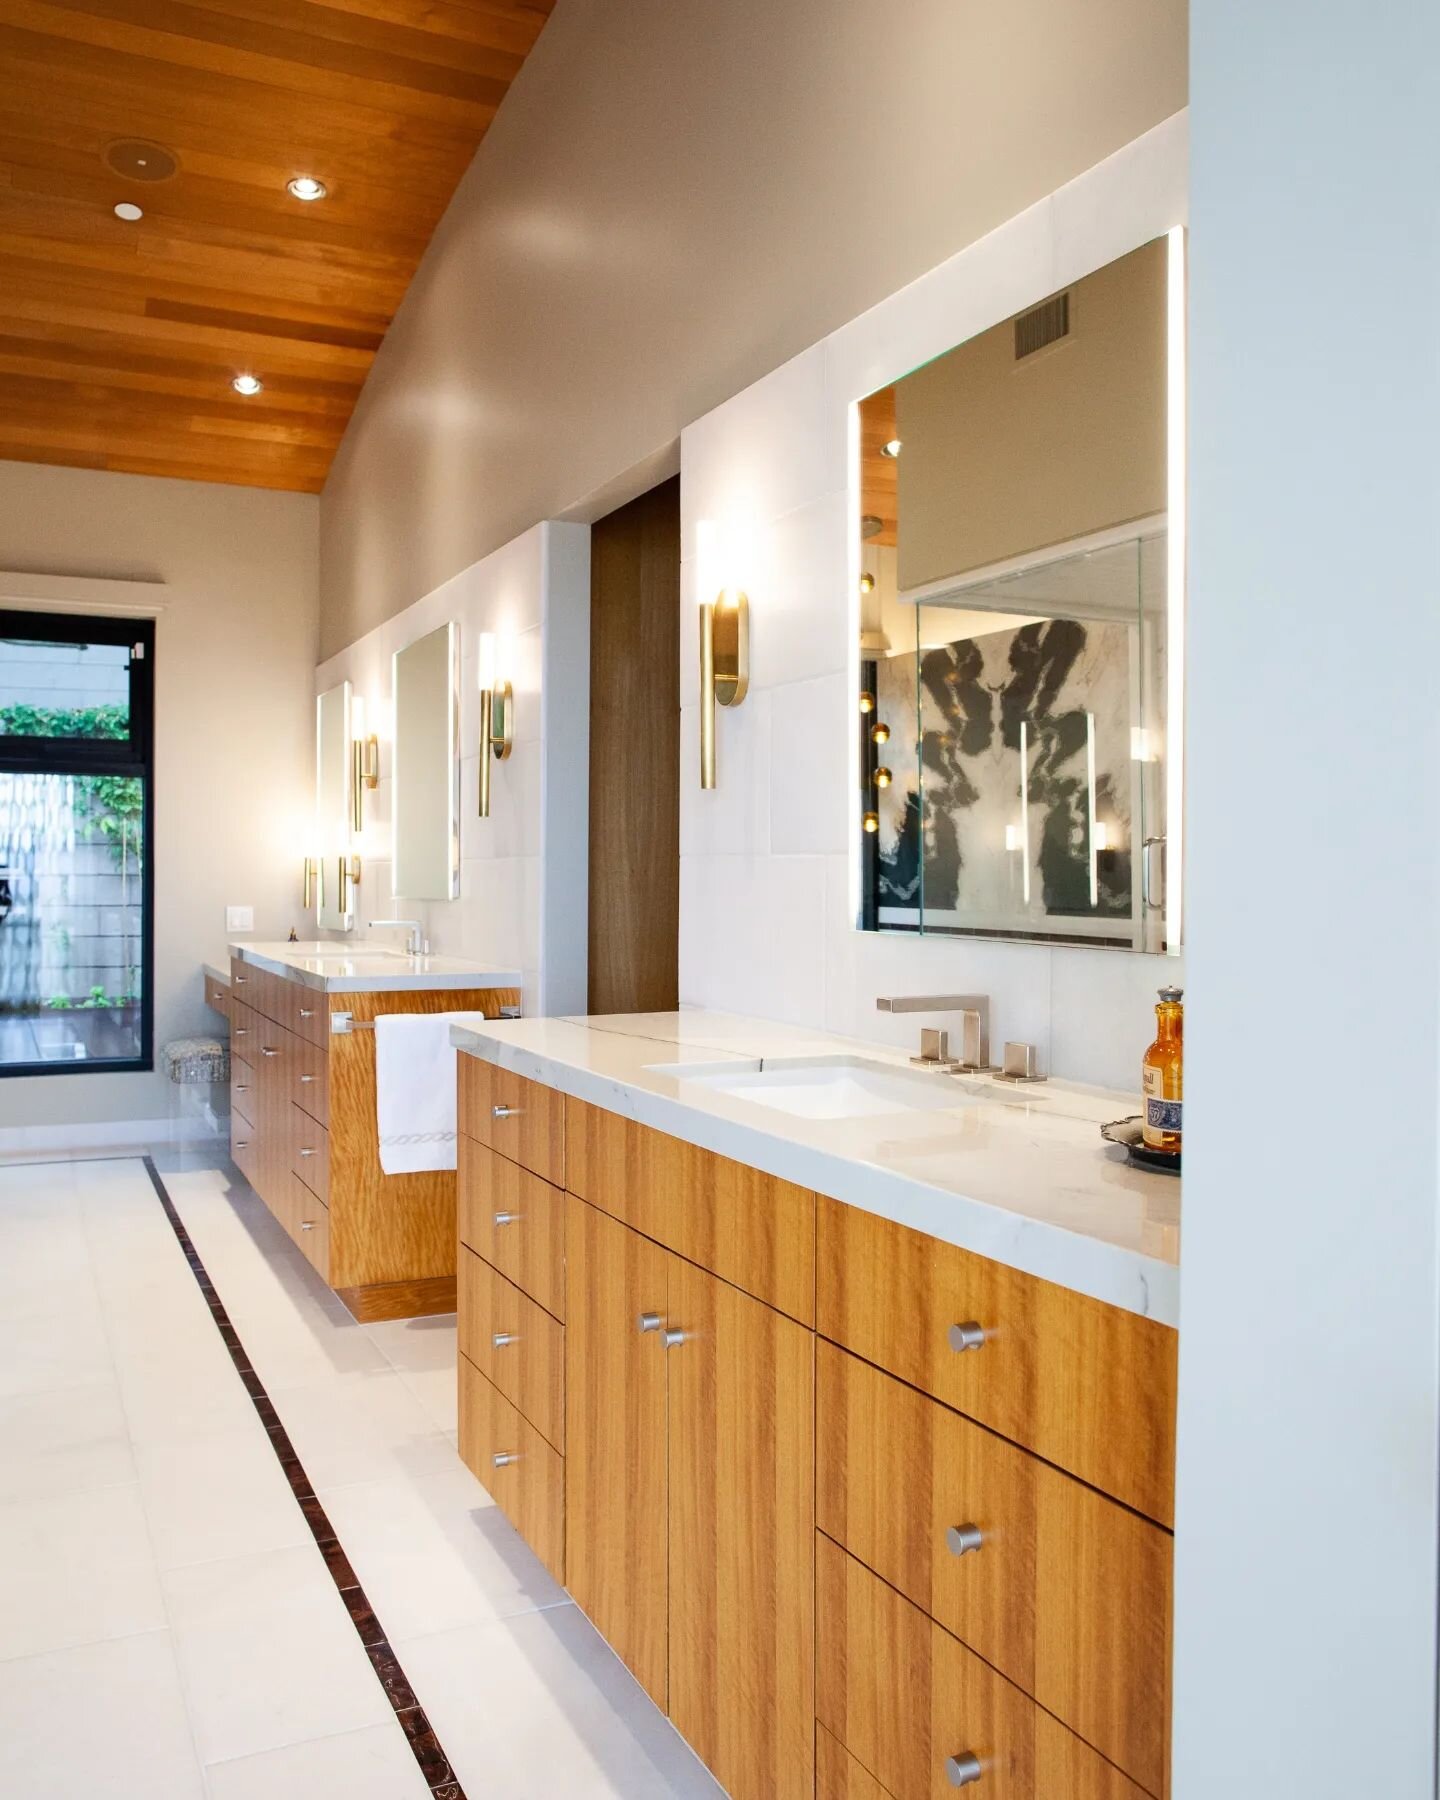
[[458, 1350, 564, 1584], [290, 1035, 329, 1126], [204, 974, 230, 1020], [816, 1536, 1151, 1800], [816, 1341, 1170, 1793], [564, 1098, 815, 1326], [290, 986, 329, 1049], [815, 1196, 1176, 1525], [228, 999, 258, 1063], [289, 1103, 329, 1204], [230, 1111, 259, 1185], [817, 1725, 892, 1800], [228, 955, 256, 1007], [229, 1049, 257, 1128], [287, 1174, 330, 1279], [458, 1246, 565, 1452], [457, 1058, 565, 1186], [458, 1138, 565, 1321]]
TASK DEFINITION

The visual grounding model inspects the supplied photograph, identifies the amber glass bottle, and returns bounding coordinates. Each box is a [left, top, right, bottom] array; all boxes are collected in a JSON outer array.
[[1141, 986, 1183, 1153]]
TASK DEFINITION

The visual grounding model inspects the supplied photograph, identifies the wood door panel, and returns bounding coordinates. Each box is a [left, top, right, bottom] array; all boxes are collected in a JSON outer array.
[[288, 1101, 330, 1205], [457, 1136, 565, 1321], [666, 1255, 814, 1800], [457, 1247, 564, 1453], [291, 1033, 329, 1126], [562, 1196, 668, 1711], [564, 1098, 815, 1325], [817, 1724, 893, 1800], [457, 1351, 564, 1586], [816, 1195, 1177, 1525], [456, 1057, 564, 1186]]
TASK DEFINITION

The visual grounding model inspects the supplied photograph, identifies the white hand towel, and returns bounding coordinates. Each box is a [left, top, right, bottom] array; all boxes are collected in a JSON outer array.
[[374, 1012, 466, 1175]]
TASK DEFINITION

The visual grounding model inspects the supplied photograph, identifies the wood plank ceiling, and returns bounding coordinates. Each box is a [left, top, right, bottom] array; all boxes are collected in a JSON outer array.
[[0, 0, 555, 493]]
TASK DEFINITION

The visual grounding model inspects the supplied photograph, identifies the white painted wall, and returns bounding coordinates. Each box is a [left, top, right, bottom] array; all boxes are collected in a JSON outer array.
[[314, 522, 589, 1016], [678, 115, 1187, 1090], [0, 462, 318, 1137], [1173, 5, 1440, 1795]]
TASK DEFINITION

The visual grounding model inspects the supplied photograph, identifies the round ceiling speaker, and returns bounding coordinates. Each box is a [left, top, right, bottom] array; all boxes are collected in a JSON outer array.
[[103, 139, 179, 183]]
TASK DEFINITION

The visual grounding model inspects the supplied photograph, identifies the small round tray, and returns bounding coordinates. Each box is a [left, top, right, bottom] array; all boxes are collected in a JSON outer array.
[[1101, 1116, 1181, 1175]]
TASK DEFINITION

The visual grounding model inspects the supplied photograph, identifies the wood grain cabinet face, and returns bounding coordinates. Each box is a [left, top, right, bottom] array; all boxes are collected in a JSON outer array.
[[290, 1036, 329, 1126], [817, 1342, 1171, 1794], [564, 1096, 816, 1325], [458, 1137, 566, 1322], [230, 1046, 257, 1129], [665, 1253, 816, 1800], [458, 1352, 564, 1585], [563, 1196, 669, 1710], [288, 1102, 330, 1205], [287, 1174, 329, 1279], [817, 1724, 893, 1800], [457, 1059, 565, 1186], [816, 1195, 1177, 1526], [457, 1247, 565, 1453]]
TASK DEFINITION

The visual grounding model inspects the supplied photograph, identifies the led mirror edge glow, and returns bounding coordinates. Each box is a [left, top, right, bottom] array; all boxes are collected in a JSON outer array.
[[1166, 223, 1186, 955], [845, 399, 863, 928]]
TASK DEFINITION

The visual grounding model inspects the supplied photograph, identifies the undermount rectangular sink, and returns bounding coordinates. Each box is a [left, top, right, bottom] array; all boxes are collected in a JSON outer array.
[[647, 1055, 977, 1122]]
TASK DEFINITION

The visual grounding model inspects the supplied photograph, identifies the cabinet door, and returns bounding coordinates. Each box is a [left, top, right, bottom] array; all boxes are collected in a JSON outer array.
[[666, 1254, 815, 1800], [563, 1195, 668, 1709]]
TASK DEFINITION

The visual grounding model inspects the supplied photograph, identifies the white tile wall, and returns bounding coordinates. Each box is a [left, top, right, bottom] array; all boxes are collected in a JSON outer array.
[[314, 522, 590, 1016], [679, 113, 1188, 1090]]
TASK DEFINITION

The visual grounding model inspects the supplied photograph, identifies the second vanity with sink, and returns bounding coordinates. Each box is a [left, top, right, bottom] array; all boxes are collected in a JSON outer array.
[[450, 1009, 1179, 1800], [215, 941, 521, 1321]]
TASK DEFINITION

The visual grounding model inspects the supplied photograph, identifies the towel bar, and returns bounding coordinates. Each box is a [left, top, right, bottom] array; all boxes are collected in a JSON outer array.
[[331, 1006, 522, 1035]]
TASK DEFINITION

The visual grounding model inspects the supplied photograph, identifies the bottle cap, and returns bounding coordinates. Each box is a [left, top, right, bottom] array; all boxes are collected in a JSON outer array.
[[1158, 986, 1183, 1003]]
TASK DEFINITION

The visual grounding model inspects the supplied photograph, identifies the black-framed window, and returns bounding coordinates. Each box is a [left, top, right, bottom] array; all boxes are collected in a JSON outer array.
[[0, 611, 155, 1076]]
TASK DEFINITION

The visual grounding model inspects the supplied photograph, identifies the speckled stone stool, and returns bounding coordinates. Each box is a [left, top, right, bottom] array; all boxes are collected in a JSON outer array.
[[162, 1037, 231, 1145], [161, 1037, 231, 1085]]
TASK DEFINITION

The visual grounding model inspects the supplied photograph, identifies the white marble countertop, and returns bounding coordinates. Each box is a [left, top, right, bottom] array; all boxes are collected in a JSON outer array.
[[450, 1009, 1180, 1326], [229, 941, 523, 995]]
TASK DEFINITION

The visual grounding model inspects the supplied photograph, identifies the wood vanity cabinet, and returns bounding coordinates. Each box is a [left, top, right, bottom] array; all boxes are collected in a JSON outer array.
[[227, 957, 516, 1321], [453, 1053, 1178, 1800]]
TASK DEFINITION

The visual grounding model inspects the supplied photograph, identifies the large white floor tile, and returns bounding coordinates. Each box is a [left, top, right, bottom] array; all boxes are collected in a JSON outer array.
[[204, 1722, 430, 1800], [117, 1345, 262, 1447], [321, 1463, 566, 1643], [135, 1428, 312, 1571], [268, 1368, 458, 1491], [399, 1608, 725, 1798], [362, 1313, 458, 1375], [0, 1481, 166, 1662], [0, 1303, 113, 1399], [0, 1376, 136, 1502], [394, 1359, 458, 1433], [0, 1630, 206, 1800], [162, 1542, 392, 1765]]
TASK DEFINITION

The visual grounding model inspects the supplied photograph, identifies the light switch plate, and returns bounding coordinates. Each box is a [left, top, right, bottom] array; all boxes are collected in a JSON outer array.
[[225, 905, 255, 932]]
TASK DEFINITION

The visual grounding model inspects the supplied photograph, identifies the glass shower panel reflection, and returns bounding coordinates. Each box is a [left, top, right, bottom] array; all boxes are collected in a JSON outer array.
[[0, 770, 146, 1066], [875, 532, 1166, 950]]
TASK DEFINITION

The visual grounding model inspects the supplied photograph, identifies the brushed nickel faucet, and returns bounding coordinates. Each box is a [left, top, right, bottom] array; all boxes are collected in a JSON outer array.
[[368, 917, 427, 957], [876, 993, 991, 1073]]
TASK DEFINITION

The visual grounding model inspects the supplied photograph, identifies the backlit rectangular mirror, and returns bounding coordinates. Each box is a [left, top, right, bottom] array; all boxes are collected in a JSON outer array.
[[857, 231, 1183, 954], [392, 622, 459, 900], [315, 680, 353, 931]]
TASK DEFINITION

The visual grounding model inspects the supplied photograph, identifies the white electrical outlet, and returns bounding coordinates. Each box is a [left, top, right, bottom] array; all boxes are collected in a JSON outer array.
[[226, 905, 255, 933]]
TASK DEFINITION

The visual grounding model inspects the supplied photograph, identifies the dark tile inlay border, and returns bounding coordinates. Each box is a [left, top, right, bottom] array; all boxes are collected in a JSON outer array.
[[140, 1157, 468, 1799]]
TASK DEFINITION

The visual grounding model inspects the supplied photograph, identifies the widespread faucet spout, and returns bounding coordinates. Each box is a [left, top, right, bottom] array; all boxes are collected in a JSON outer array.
[[367, 918, 427, 957], [876, 993, 991, 1071]]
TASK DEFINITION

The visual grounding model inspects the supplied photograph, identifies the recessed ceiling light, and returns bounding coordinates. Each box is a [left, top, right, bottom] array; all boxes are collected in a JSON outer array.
[[232, 374, 263, 396], [879, 438, 902, 458], [114, 202, 143, 222], [286, 176, 327, 201]]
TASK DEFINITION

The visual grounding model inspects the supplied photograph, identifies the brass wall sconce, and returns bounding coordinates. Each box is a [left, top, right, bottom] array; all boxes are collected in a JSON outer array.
[[477, 633, 515, 818], [338, 853, 361, 912], [302, 856, 319, 909], [699, 589, 750, 790], [350, 697, 378, 833]]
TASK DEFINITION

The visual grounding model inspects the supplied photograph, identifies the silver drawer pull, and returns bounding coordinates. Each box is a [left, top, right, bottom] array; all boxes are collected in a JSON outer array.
[[492, 1104, 522, 1119], [261, 1047, 279, 1058], [234, 976, 247, 985], [494, 1211, 521, 1227], [946, 1753, 982, 1788], [234, 1084, 250, 1092], [663, 1328, 687, 1349], [492, 1332, 518, 1348], [300, 1074, 317, 1083], [948, 1321, 986, 1354], [234, 1027, 248, 1036], [637, 1311, 662, 1334], [300, 1220, 315, 1232], [493, 1451, 519, 1468], [300, 1008, 316, 1018], [946, 1524, 984, 1558], [299, 1148, 317, 1158], [234, 1140, 249, 1150]]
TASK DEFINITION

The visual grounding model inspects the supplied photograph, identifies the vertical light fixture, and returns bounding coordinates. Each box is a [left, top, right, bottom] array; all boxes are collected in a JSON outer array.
[[1165, 223, 1187, 952], [1018, 719, 1031, 906], [476, 632, 514, 818], [350, 695, 378, 833], [1086, 710, 1099, 907], [697, 518, 750, 789]]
